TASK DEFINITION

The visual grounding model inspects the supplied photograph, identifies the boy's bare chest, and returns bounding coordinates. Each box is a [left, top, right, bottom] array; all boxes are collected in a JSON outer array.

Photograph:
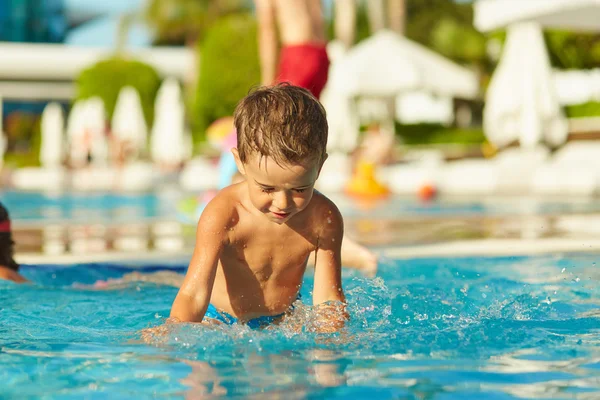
[[223, 218, 317, 276]]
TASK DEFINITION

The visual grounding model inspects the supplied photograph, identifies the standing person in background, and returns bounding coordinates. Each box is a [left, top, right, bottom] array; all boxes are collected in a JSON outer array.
[[0, 203, 28, 283], [254, 0, 330, 98]]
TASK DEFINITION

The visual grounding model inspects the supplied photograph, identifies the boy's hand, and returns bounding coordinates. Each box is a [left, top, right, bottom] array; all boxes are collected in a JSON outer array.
[[309, 302, 349, 334], [140, 317, 180, 344]]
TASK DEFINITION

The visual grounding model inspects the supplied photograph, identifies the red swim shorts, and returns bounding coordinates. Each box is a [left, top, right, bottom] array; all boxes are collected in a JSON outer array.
[[275, 43, 330, 99]]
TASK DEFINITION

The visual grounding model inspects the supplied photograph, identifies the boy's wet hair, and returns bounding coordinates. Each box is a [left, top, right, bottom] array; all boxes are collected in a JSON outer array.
[[234, 83, 328, 166], [0, 203, 19, 272]]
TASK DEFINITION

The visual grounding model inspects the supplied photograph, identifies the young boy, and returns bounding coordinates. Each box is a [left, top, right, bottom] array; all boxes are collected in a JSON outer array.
[[0, 203, 28, 283], [169, 84, 347, 331]]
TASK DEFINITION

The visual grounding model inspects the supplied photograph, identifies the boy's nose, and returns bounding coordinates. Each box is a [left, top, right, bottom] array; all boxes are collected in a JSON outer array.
[[273, 191, 292, 211]]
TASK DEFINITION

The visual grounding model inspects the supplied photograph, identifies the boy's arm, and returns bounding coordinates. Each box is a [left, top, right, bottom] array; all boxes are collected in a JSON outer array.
[[312, 203, 348, 333], [254, 0, 278, 86], [170, 201, 230, 323]]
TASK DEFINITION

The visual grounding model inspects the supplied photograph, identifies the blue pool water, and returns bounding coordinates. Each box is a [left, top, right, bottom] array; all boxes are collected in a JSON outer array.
[[2, 254, 600, 399], [4, 190, 600, 223], [0, 191, 180, 223]]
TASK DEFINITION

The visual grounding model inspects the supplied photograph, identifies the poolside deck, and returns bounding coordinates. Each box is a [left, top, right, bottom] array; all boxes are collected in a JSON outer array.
[[14, 209, 600, 265]]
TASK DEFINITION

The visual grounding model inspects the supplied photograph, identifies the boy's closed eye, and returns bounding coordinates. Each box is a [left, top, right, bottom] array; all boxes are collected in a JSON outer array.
[[259, 186, 275, 193], [257, 184, 310, 194]]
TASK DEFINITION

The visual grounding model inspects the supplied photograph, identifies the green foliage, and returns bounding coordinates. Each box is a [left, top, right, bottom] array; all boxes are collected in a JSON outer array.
[[145, 0, 250, 45], [430, 18, 486, 65], [396, 123, 486, 145], [565, 101, 600, 118], [193, 13, 260, 142], [545, 30, 600, 70], [3, 111, 41, 167], [406, 0, 474, 47], [75, 58, 161, 126]]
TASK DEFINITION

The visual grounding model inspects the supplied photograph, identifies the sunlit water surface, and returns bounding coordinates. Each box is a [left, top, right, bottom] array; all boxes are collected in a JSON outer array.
[[2, 254, 600, 399], [4, 190, 600, 223]]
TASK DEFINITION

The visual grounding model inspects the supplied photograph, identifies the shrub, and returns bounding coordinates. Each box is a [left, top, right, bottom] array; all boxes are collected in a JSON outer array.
[[565, 101, 600, 118], [193, 13, 261, 143], [3, 111, 41, 167], [75, 57, 161, 126], [395, 122, 485, 145]]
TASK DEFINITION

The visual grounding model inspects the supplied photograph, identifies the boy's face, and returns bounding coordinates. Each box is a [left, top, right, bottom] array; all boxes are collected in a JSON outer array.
[[233, 151, 325, 224]]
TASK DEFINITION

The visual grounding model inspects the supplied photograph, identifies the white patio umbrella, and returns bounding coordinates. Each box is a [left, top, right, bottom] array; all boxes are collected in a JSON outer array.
[[150, 77, 190, 166], [84, 97, 109, 166], [483, 22, 568, 148], [112, 86, 148, 158], [66, 100, 88, 166], [325, 30, 478, 151], [328, 30, 478, 99], [40, 102, 65, 168], [474, 0, 600, 149], [67, 97, 108, 166], [475, 0, 600, 32]]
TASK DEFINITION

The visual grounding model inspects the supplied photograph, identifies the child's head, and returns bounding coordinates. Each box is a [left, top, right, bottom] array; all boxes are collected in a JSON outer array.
[[232, 84, 329, 223], [0, 204, 19, 272], [234, 83, 328, 167]]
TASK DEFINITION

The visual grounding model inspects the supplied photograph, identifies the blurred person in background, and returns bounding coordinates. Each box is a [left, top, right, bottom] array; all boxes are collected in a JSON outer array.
[[0, 203, 28, 283], [254, 0, 329, 98]]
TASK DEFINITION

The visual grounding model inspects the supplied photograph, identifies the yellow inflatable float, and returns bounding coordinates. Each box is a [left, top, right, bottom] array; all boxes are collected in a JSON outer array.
[[345, 161, 390, 198]]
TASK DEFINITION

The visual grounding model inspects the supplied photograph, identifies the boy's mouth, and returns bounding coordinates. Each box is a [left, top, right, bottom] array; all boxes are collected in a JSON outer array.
[[270, 211, 290, 219]]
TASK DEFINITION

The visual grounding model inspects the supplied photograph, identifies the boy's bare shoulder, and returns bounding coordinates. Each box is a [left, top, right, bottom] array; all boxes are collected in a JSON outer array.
[[309, 190, 341, 212], [197, 184, 245, 231], [304, 191, 344, 228]]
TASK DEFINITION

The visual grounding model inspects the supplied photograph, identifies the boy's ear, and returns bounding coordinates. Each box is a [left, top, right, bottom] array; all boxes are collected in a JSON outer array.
[[231, 148, 246, 176], [316, 153, 328, 177]]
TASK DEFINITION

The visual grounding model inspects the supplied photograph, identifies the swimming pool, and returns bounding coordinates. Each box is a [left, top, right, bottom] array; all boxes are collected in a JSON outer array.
[[3, 254, 600, 398], [3, 190, 600, 224]]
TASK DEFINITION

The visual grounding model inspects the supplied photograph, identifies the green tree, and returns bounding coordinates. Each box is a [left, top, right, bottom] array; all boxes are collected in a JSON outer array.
[[76, 58, 161, 125], [431, 18, 486, 66], [193, 14, 261, 143], [405, 0, 474, 47], [545, 30, 600, 70], [145, 0, 250, 46]]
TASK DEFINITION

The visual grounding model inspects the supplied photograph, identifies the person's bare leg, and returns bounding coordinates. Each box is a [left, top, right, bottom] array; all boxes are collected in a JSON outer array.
[[340, 236, 378, 276], [308, 235, 377, 276]]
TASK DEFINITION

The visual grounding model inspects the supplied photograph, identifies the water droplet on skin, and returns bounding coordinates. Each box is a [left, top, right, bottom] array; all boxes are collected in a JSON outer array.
[[332, 238, 335, 242], [327, 218, 332, 224]]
